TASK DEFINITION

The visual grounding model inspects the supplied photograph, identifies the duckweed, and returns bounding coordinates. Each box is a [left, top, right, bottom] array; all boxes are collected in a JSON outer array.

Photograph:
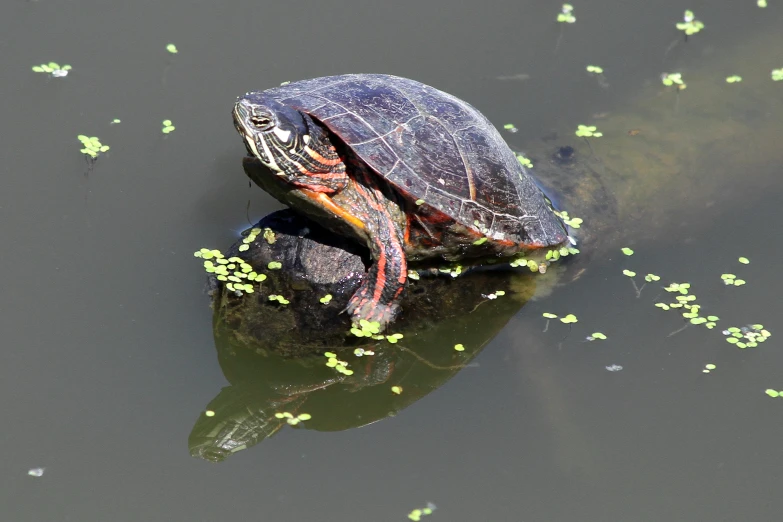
[[560, 314, 578, 324], [621, 247, 634, 256], [385, 333, 404, 344], [454, 343, 465, 352], [557, 3, 576, 23], [586, 65, 604, 74], [726, 75, 743, 84], [350, 319, 381, 338], [162, 119, 176, 134], [661, 72, 687, 90], [575, 125, 602, 138], [319, 294, 333, 304], [771, 69, 783, 82], [515, 153, 533, 168], [32, 62, 72, 77], [77, 135, 110, 159], [676, 10, 704, 36], [274, 412, 312, 425], [391, 386, 403, 394], [166, 43, 178, 54]]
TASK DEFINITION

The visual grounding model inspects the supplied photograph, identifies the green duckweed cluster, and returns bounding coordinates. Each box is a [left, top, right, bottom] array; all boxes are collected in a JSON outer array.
[[556, 4, 575, 24], [662, 72, 687, 90], [676, 10, 704, 36], [193, 248, 267, 295], [77, 135, 110, 158], [32, 62, 72, 77], [274, 412, 311, 425], [542, 312, 578, 324], [515, 153, 533, 168], [323, 352, 354, 376], [721, 324, 770, 349], [238, 227, 261, 252], [575, 124, 602, 138], [161, 119, 176, 134]]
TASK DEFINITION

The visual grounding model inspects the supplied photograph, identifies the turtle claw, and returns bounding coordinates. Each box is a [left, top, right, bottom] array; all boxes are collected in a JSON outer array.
[[345, 294, 401, 331]]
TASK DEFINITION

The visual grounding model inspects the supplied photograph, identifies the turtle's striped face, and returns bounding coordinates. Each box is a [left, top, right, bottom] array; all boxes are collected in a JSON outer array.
[[233, 98, 308, 174], [233, 96, 347, 195]]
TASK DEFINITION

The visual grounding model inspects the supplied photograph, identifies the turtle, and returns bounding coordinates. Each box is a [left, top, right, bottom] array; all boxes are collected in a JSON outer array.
[[232, 74, 569, 326]]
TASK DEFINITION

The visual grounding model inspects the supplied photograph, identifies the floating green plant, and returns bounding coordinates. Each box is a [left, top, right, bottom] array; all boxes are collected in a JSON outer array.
[[195, 248, 267, 295], [560, 314, 578, 324], [77, 135, 110, 159], [415, 199, 425, 205], [676, 10, 704, 36], [407, 270, 420, 280], [454, 343, 465, 352], [438, 264, 463, 278], [622, 269, 636, 277], [720, 274, 745, 286], [586, 332, 607, 341], [765, 389, 781, 398], [353, 348, 375, 356], [110, 118, 121, 124], [772, 69, 783, 82], [319, 294, 333, 304], [503, 123, 518, 133], [586, 65, 604, 74], [557, 4, 576, 23], [472, 237, 488, 245], [703, 363, 716, 374], [324, 352, 354, 375], [267, 261, 282, 270], [166, 43, 178, 54], [721, 324, 770, 348], [32, 62, 72, 77], [485, 290, 506, 300], [391, 386, 403, 394], [268, 295, 290, 305], [274, 412, 311, 425], [621, 247, 634, 256], [350, 319, 381, 338], [725, 75, 743, 84], [162, 119, 176, 134], [384, 333, 403, 344], [738, 257, 750, 264], [263, 228, 276, 244], [238, 227, 261, 252], [555, 210, 583, 229], [645, 274, 661, 282], [205, 410, 215, 417], [575, 124, 602, 138], [515, 153, 533, 168], [661, 72, 687, 90], [758, 0, 767, 7]]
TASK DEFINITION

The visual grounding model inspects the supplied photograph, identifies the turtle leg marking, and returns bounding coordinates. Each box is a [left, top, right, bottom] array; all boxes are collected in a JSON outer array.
[[344, 170, 408, 328]]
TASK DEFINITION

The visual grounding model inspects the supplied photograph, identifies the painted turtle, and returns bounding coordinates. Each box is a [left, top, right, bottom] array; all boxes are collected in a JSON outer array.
[[233, 74, 569, 325]]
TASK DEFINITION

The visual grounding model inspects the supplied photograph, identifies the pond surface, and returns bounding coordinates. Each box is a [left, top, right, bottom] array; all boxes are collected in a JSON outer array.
[[1, 1, 782, 521]]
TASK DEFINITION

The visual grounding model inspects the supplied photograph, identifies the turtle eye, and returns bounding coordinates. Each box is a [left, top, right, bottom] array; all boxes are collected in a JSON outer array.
[[250, 114, 273, 130]]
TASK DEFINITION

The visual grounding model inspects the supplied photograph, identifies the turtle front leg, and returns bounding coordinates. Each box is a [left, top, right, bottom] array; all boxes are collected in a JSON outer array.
[[344, 175, 408, 328], [346, 219, 407, 327]]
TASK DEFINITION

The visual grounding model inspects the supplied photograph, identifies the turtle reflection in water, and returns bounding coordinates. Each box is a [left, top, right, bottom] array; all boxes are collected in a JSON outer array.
[[191, 206, 554, 462], [233, 74, 570, 327]]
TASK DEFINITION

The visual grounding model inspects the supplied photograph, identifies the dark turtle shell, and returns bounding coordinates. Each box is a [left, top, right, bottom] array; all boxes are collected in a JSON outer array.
[[255, 74, 567, 247]]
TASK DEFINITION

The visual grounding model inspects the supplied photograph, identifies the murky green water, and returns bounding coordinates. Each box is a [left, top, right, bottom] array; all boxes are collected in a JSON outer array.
[[2, 1, 782, 521]]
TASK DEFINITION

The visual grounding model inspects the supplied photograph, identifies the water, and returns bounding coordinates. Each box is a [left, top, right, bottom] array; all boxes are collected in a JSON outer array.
[[1, 1, 782, 520]]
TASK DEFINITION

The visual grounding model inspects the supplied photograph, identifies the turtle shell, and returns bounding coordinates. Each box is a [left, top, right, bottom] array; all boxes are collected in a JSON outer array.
[[257, 74, 566, 247]]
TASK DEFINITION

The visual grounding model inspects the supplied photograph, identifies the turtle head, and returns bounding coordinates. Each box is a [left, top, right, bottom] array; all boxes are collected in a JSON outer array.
[[233, 95, 310, 176], [233, 94, 348, 196]]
